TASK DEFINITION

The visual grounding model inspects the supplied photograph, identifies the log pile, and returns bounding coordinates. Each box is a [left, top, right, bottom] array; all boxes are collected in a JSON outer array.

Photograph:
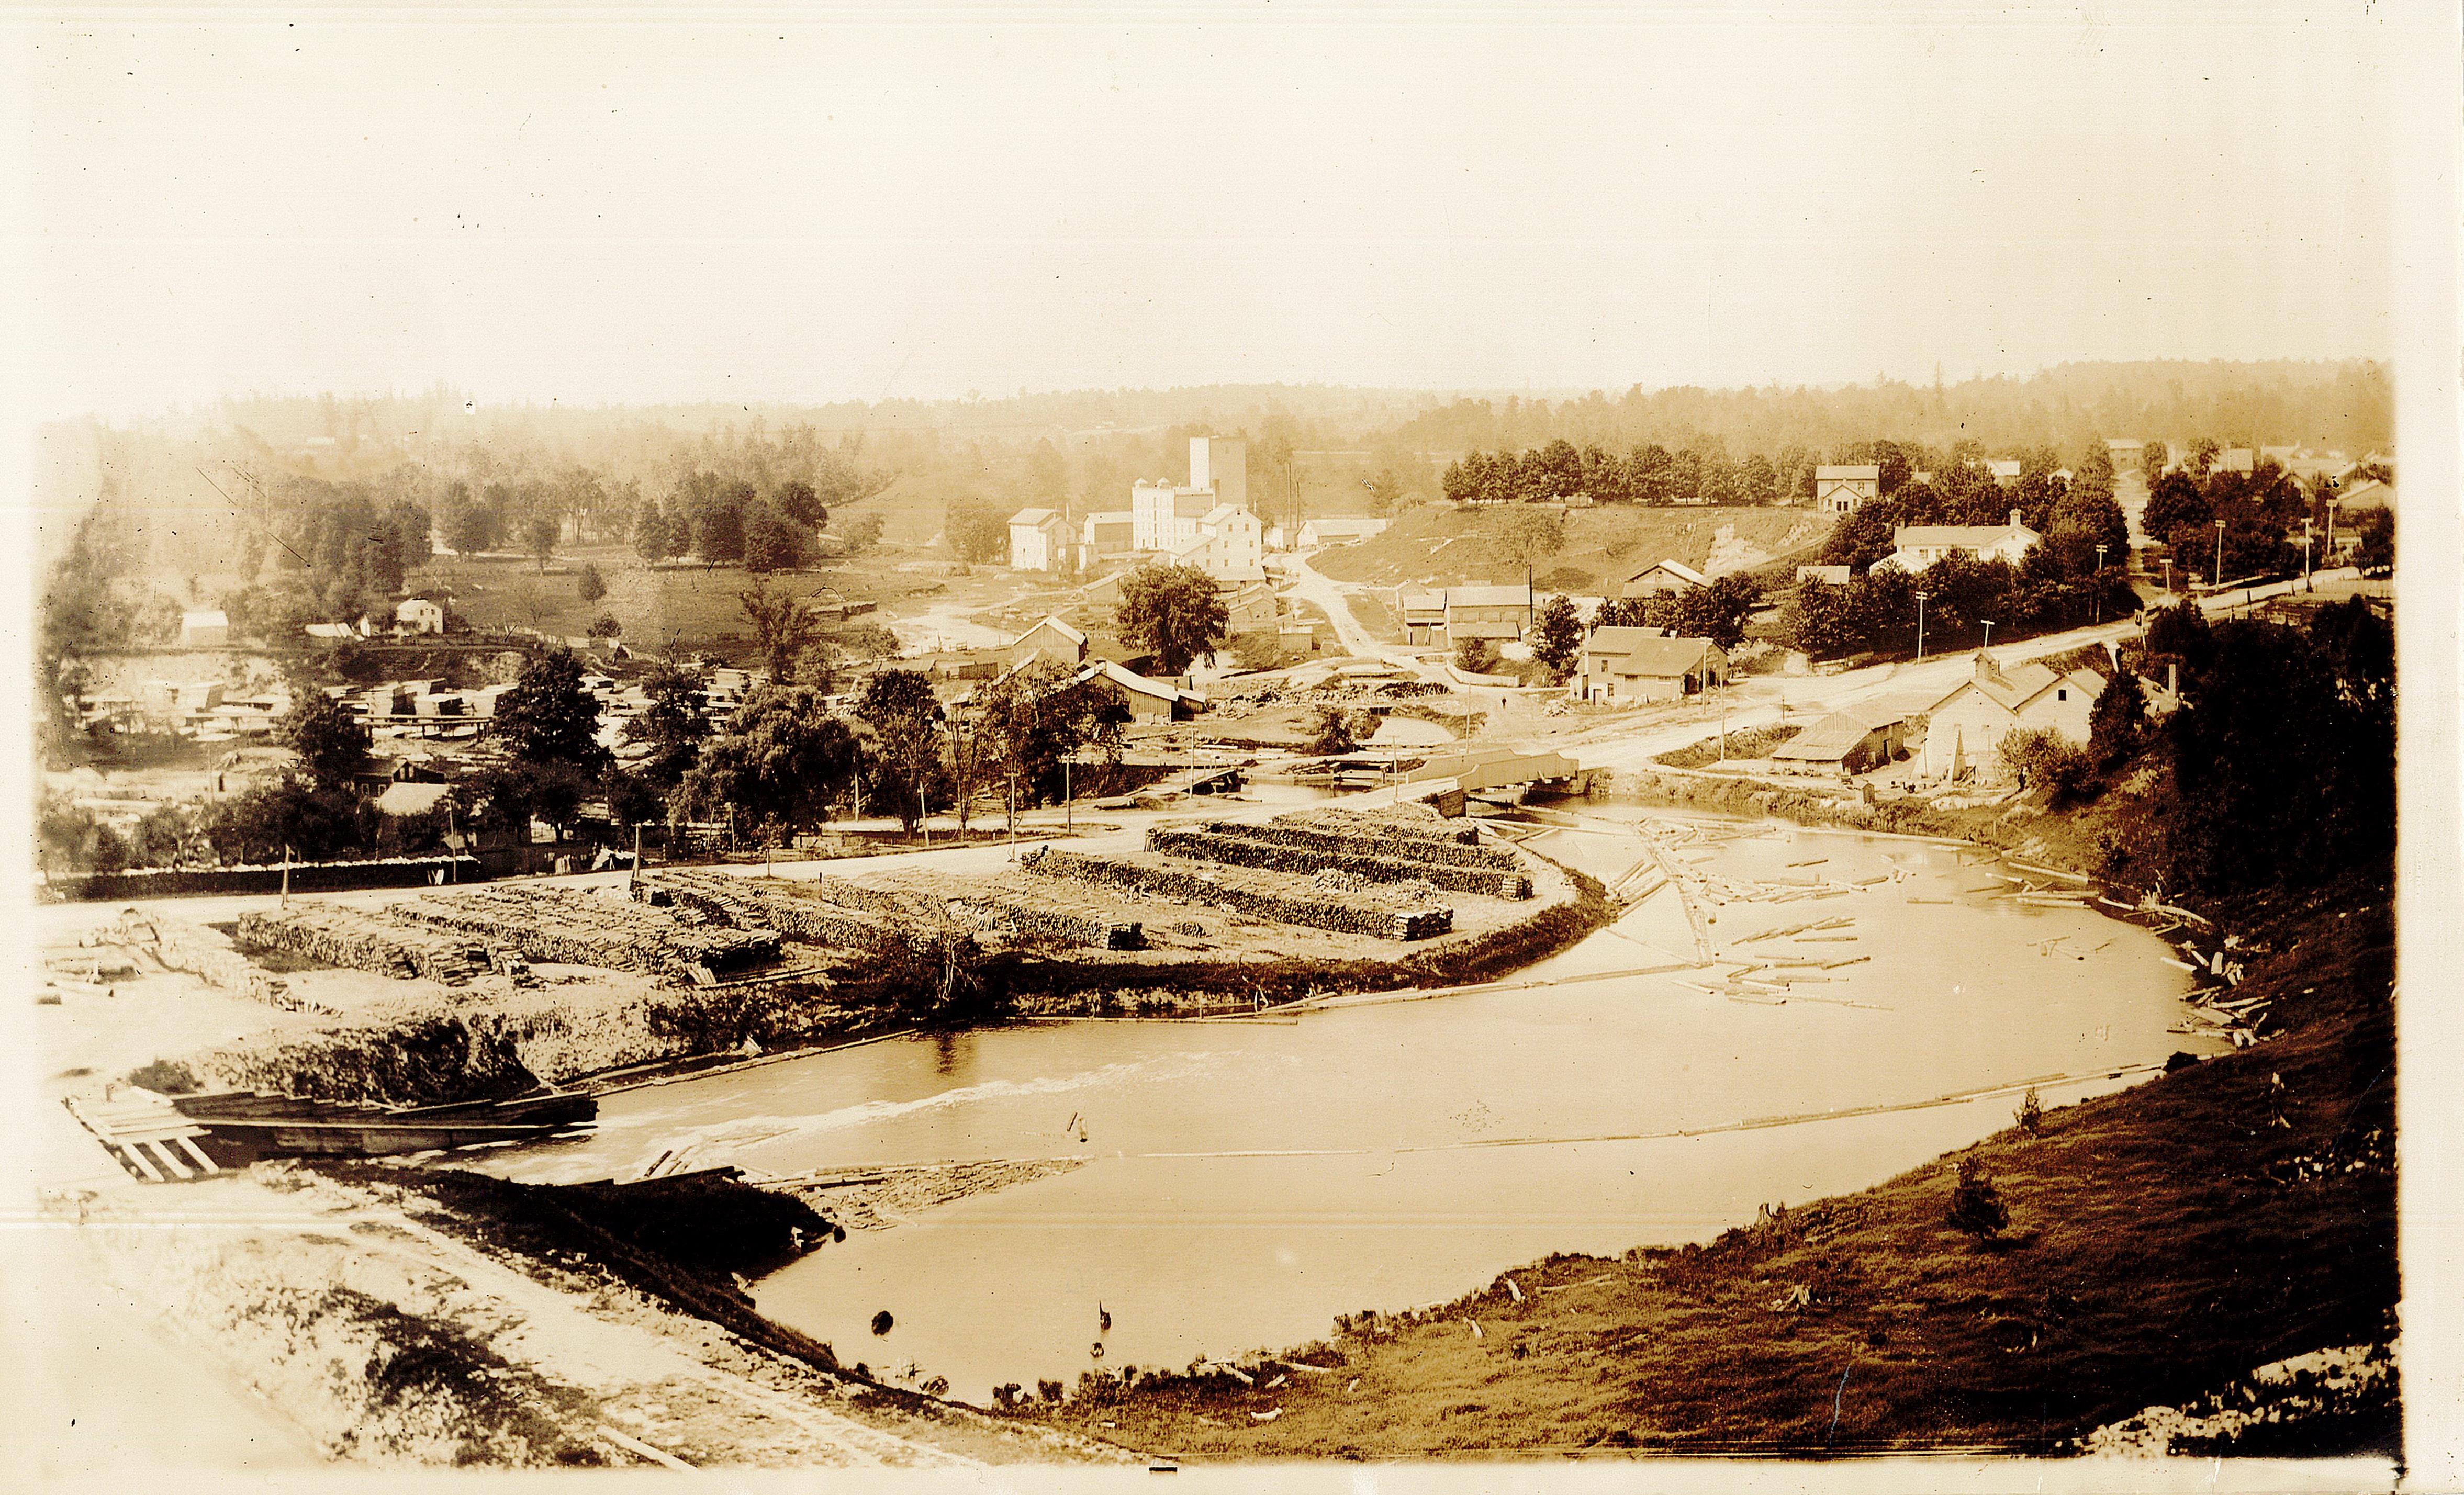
[[948, 896, 1143, 951], [118, 913, 300, 1008], [392, 887, 780, 978], [1204, 816, 1522, 872], [1148, 826, 1532, 900], [1290, 805, 1482, 847], [637, 871, 900, 951], [235, 906, 486, 985], [1023, 847, 1452, 941]]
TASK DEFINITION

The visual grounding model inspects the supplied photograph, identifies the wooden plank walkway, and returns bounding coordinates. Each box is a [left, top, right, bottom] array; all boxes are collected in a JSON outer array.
[[63, 1093, 222, 1183]]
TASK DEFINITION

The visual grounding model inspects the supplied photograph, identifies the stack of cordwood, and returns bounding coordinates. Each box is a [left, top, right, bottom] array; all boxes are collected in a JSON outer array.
[[948, 896, 1143, 951], [1024, 847, 1452, 941], [118, 913, 296, 1007], [391, 887, 779, 978], [1294, 805, 1482, 846], [1211, 817, 1517, 871], [1148, 826, 1532, 900], [637, 871, 904, 951], [234, 906, 485, 985]]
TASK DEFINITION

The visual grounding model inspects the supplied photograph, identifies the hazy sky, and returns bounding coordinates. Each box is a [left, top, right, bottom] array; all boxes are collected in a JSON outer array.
[[10, 1, 2421, 417]]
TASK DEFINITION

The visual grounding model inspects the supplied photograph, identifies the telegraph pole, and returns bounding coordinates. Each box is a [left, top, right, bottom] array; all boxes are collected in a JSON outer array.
[[1914, 591, 1929, 664]]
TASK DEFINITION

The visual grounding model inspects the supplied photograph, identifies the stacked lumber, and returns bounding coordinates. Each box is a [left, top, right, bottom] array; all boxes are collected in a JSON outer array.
[[236, 906, 485, 985], [391, 887, 780, 977], [948, 896, 1143, 951], [1149, 826, 1532, 900], [120, 914, 296, 1008], [1202, 817, 1521, 872], [1024, 847, 1452, 941], [1289, 805, 1481, 847]]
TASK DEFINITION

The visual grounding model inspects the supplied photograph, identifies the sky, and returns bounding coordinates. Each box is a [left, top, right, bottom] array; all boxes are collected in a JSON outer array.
[[5, 1, 2426, 417]]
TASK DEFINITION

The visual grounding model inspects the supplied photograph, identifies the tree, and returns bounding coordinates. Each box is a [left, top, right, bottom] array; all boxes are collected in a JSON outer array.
[[2142, 601, 2216, 689], [2353, 508, 2393, 575], [838, 511, 886, 553], [445, 491, 500, 556], [946, 499, 1010, 564], [522, 509, 561, 572], [633, 499, 681, 564], [1365, 468, 1404, 518], [1531, 594, 1585, 681], [625, 660, 710, 788], [1670, 574, 1763, 651], [1115, 563, 1228, 676], [1306, 706, 1367, 756], [774, 478, 827, 529], [2141, 439, 2169, 481], [494, 647, 608, 772], [586, 612, 622, 639], [576, 562, 607, 604], [855, 669, 946, 834], [675, 685, 860, 830], [2088, 668, 2147, 769], [1739, 452, 1779, 505], [738, 578, 827, 685], [1497, 507, 1565, 579], [743, 504, 810, 572], [281, 690, 372, 789], [467, 759, 595, 844], [1454, 636, 1500, 674], [975, 661, 1126, 817], [2142, 472, 2210, 539], [1946, 1156, 2009, 1241]]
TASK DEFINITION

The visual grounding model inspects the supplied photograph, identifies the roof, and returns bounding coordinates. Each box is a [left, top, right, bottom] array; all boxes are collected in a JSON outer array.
[[1628, 559, 1708, 587], [1016, 615, 1089, 646], [2214, 448, 2256, 473], [1446, 585, 1535, 610], [1078, 659, 1204, 707], [1929, 652, 2100, 715], [1892, 523, 2036, 549], [373, 781, 454, 817], [1399, 588, 1447, 614], [1008, 508, 1064, 526], [1771, 712, 1891, 762], [181, 609, 229, 628], [1985, 459, 2022, 478], [1201, 504, 1251, 527], [2336, 479, 2392, 508], [1816, 465, 1880, 480], [1582, 628, 1722, 676]]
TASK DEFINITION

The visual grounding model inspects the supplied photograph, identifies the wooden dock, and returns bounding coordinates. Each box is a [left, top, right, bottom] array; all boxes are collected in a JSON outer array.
[[63, 1092, 223, 1183]]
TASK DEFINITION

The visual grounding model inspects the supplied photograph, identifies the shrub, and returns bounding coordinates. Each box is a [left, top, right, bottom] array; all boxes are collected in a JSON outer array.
[[2015, 1086, 2044, 1136], [1454, 636, 1500, 673], [1998, 727, 2094, 800], [1306, 706, 1364, 756], [1947, 1156, 2010, 1240]]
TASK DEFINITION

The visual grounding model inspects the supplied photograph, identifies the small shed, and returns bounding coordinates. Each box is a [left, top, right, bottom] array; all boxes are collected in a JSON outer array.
[[179, 609, 230, 648], [1771, 711, 1907, 776]]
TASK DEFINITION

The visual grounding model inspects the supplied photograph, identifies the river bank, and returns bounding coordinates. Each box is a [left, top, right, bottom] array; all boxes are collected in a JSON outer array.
[[1031, 789, 2398, 1459]]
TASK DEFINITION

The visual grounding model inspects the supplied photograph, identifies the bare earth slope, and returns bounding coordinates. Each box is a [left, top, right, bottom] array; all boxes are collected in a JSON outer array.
[[1311, 506, 1826, 591]]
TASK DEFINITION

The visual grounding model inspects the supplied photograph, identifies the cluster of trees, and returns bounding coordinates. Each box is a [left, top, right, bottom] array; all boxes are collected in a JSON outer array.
[[2034, 601, 2393, 895], [1783, 554, 2136, 661], [1820, 440, 2127, 571], [632, 471, 851, 571], [1441, 439, 1810, 507], [2137, 449, 2365, 586]]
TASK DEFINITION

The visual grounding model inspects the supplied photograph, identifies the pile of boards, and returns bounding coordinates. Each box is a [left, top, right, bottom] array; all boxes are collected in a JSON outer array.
[[1025, 845, 1453, 941], [390, 887, 780, 979], [235, 905, 487, 985], [1150, 817, 1531, 900]]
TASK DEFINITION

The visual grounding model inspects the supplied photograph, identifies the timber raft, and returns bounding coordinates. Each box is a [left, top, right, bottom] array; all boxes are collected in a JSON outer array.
[[66, 1088, 597, 1181]]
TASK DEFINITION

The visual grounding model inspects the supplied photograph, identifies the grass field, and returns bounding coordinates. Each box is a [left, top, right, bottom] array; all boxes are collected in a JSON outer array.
[[1049, 867, 2397, 1459], [424, 551, 928, 657], [1312, 505, 1829, 592]]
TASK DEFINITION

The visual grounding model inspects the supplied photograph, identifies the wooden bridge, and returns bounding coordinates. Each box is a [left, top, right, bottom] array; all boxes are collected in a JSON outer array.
[[63, 1092, 223, 1183]]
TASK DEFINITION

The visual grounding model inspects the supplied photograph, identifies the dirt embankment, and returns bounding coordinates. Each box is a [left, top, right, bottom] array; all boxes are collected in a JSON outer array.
[[64, 1163, 1132, 1469], [779, 1159, 1091, 1232]]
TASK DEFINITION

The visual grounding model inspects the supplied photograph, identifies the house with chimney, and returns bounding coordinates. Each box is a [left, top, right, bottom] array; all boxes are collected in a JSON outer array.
[[1875, 510, 2040, 573], [1921, 651, 2106, 781]]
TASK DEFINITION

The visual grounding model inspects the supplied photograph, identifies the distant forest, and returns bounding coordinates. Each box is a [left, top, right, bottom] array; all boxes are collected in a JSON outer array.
[[33, 359, 2392, 614]]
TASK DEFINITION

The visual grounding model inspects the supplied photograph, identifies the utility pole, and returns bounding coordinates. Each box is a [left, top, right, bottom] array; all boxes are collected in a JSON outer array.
[[1980, 620, 1994, 650], [2161, 557, 2171, 599], [631, 822, 641, 894], [1063, 756, 1072, 833], [2213, 518, 2226, 590], [280, 844, 292, 908], [1007, 775, 1018, 860], [2095, 545, 2108, 624], [2301, 521, 2314, 592], [1914, 591, 1929, 664]]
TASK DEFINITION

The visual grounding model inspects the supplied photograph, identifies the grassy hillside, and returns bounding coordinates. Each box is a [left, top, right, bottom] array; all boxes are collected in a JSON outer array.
[[1311, 505, 1829, 592]]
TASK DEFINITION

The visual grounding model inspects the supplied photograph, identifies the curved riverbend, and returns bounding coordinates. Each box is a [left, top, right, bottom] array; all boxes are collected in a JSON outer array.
[[478, 810, 2215, 1402]]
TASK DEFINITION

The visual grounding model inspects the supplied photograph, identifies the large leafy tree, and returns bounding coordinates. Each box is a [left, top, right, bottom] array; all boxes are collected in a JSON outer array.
[[1115, 563, 1228, 676], [675, 685, 861, 830], [624, 660, 710, 788], [855, 668, 946, 833], [945, 498, 1010, 564], [975, 661, 1126, 814], [494, 647, 608, 772], [738, 578, 828, 684], [1530, 594, 1584, 680], [281, 690, 372, 789], [743, 503, 810, 572]]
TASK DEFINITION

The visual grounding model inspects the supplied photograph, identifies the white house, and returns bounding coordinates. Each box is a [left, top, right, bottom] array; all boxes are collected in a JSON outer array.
[[1171, 505, 1265, 582], [178, 608, 229, 648], [1572, 630, 1728, 704], [1081, 510, 1136, 558], [395, 597, 446, 635], [1815, 465, 1880, 514], [1007, 508, 1072, 572], [1875, 511, 2040, 573], [1921, 652, 2107, 781], [1297, 516, 1389, 548], [1008, 615, 1090, 671]]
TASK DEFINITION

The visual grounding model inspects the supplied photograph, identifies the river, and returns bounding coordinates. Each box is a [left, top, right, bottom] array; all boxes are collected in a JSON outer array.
[[477, 806, 2213, 1402]]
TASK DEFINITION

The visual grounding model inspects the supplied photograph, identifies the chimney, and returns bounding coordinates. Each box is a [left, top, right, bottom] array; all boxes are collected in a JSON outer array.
[[2009, 507, 2023, 530]]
